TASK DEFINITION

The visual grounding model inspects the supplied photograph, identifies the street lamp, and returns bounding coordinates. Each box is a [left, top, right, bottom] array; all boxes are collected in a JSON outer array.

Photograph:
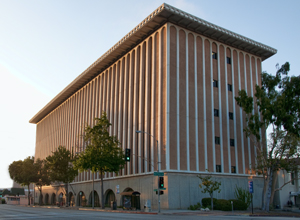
[[136, 130, 161, 213]]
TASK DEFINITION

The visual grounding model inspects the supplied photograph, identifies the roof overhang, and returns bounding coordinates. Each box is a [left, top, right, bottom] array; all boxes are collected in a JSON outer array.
[[29, 3, 277, 124]]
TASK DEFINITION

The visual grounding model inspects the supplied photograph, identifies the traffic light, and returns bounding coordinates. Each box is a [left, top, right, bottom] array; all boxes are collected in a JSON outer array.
[[125, 148, 131, 162], [156, 191, 164, 195], [158, 177, 164, 189]]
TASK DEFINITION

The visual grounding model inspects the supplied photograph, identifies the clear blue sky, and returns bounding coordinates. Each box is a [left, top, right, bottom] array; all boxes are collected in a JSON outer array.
[[0, 0, 299, 188]]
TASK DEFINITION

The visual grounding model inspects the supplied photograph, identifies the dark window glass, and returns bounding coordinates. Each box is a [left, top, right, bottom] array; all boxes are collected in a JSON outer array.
[[212, 52, 217, 60], [215, 137, 220, 145], [291, 172, 295, 185], [230, 139, 235, 147], [231, 166, 236, 173], [228, 84, 232, 91], [213, 80, 218, 88], [216, 165, 222, 173], [229, 112, 233, 120], [227, 57, 231, 64], [214, 109, 219, 117]]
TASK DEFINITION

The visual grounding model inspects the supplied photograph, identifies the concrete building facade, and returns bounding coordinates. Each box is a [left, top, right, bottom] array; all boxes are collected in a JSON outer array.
[[30, 3, 276, 209]]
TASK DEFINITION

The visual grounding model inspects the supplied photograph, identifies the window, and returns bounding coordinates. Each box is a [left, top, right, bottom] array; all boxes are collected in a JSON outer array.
[[231, 166, 236, 173], [227, 57, 231, 64], [214, 109, 219, 117], [229, 112, 233, 120], [215, 136, 220, 145], [228, 84, 232, 92], [216, 165, 222, 173], [212, 52, 217, 60], [213, 80, 218, 88], [291, 172, 295, 185], [230, 139, 235, 147]]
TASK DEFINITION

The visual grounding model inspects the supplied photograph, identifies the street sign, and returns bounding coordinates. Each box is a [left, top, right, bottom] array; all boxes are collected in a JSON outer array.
[[154, 188, 166, 191], [248, 181, 254, 193], [154, 172, 164, 176]]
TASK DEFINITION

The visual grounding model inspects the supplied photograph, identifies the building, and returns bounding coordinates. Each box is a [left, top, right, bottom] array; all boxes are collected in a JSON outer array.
[[1, 188, 29, 205], [30, 3, 276, 209]]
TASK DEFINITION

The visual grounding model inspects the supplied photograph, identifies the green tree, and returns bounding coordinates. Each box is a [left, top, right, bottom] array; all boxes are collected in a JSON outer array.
[[34, 158, 51, 205], [235, 62, 300, 211], [74, 112, 125, 209], [8, 156, 37, 205], [46, 146, 78, 207], [198, 172, 221, 210]]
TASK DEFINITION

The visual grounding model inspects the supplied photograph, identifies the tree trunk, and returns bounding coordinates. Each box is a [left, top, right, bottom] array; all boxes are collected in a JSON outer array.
[[262, 175, 268, 210], [261, 186, 265, 210], [270, 171, 278, 207], [265, 169, 273, 212], [39, 187, 42, 206], [65, 183, 69, 207], [210, 193, 213, 211], [101, 170, 104, 209], [92, 173, 94, 209], [28, 185, 30, 206]]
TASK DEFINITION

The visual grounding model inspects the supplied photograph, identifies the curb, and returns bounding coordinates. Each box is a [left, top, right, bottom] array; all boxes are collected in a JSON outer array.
[[78, 208, 157, 215], [30, 205, 60, 209]]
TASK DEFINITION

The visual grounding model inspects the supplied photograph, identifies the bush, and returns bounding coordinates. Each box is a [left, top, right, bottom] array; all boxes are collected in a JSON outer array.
[[1, 199, 5, 204], [230, 199, 248, 210], [202, 198, 218, 208], [215, 199, 231, 211], [234, 185, 251, 208], [188, 202, 201, 210]]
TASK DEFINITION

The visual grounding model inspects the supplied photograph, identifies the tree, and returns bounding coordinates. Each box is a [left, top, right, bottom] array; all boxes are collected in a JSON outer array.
[[8, 156, 38, 205], [198, 172, 221, 210], [266, 130, 300, 206], [74, 112, 125, 209], [46, 146, 78, 207], [34, 158, 51, 205], [235, 62, 300, 211]]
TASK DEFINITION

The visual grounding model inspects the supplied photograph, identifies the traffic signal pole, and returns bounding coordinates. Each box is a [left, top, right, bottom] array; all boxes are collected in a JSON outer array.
[[157, 138, 161, 213]]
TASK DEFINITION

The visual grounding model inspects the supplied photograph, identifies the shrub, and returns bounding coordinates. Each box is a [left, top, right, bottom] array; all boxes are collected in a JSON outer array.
[[1, 199, 5, 204], [188, 202, 201, 210], [202, 198, 217, 208], [234, 185, 251, 208], [230, 199, 247, 210], [215, 199, 231, 211]]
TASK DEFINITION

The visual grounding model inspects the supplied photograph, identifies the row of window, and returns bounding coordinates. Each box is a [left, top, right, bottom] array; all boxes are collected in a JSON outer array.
[[215, 136, 235, 147], [216, 165, 236, 173], [214, 109, 233, 120], [212, 52, 231, 65], [213, 80, 232, 92]]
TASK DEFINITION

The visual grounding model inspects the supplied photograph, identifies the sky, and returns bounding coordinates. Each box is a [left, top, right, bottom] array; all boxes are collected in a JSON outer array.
[[0, 0, 299, 188]]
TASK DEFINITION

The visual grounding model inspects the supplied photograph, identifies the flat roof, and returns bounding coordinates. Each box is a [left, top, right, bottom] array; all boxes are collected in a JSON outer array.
[[30, 3, 277, 124]]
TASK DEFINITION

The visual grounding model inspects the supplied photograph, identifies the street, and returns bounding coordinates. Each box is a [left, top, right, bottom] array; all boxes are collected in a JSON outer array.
[[0, 205, 298, 220]]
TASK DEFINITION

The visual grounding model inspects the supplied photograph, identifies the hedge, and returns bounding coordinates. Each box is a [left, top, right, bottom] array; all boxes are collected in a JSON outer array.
[[215, 199, 231, 211], [202, 197, 218, 208], [230, 199, 248, 210], [201, 198, 247, 211]]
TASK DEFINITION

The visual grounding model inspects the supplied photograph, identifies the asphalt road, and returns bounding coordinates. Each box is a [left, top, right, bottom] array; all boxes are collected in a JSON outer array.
[[0, 205, 298, 220]]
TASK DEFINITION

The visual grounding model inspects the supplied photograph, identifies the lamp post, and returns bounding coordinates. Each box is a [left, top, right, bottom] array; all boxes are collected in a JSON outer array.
[[136, 130, 160, 213]]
